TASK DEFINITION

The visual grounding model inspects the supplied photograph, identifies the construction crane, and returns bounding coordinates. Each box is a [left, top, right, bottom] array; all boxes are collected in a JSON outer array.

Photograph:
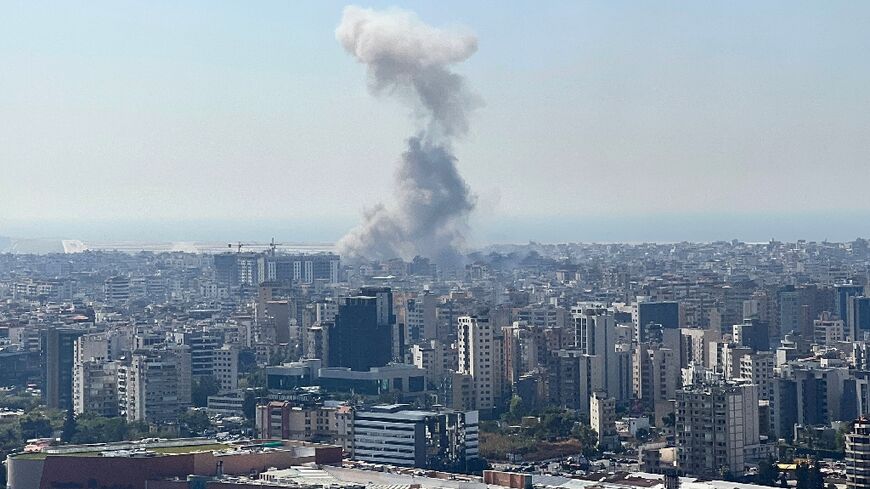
[[227, 238, 285, 254]]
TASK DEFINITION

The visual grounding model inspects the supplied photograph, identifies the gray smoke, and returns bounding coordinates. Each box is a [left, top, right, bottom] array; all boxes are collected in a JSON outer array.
[[335, 5, 480, 265]]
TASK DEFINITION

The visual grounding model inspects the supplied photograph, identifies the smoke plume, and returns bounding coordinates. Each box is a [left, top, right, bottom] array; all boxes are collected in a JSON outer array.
[[335, 5, 480, 265]]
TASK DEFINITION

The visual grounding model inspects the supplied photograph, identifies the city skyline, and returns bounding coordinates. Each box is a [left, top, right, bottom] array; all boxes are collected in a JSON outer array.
[[4, 1, 870, 247]]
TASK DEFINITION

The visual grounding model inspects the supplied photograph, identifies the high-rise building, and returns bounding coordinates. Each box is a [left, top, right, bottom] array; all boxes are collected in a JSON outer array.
[[213, 345, 239, 392], [73, 361, 119, 417], [119, 346, 192, 424], [848, 296, 870, 341], [571, 304, 633, 408], [103, 276, 131, 304], [172, 330, 224, 378], [633, 342, 678, 423], [778, 287, 801, 336], [327, 289, 394, 372], [738, 351, 775, 401], [44, 327, 84, 410], [458, 315, 502, 413], [635, 301, 680, 342], [676, 383, 760, 477], [73, 332, 124, 416], [405, 292, 437, 342], [837, 284, 866, 321], [814, 311, 845, 345], [262, 253, 341, 284], [732, 318, 770, 352], [846, 418, 870, 489], [590, 391, 619, 451]]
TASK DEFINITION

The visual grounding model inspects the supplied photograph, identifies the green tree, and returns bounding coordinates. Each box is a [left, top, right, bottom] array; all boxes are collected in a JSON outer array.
[[571, 422, 599, 457], [509, 395, 527, 421], [60, 408, 77, 443], [795, 462, 810, 489], [243, 389, 258, 420], [807, 463, 824, 489], [19, 412, 52, 439], [179, 410, 211, 435], [191, 376, 221, 407], [757, 457, 779, 486]]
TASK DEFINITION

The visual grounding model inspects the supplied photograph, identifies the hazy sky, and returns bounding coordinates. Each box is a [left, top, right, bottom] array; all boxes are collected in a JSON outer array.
[[3, 1, 870, 243]]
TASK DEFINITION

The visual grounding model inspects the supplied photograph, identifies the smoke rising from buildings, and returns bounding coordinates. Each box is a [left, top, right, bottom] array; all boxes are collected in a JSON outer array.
[[335, 5, 479, 265]]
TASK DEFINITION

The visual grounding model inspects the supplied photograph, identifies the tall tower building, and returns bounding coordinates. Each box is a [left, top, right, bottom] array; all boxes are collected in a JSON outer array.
[[836, 284, 866, 321], [458, 315, 501, 413], [848, 296, 870, 341], [119, 346, 192, 424], [676, 383, 760, 477], [635, 301, 680, 342], [327, 288, 394, 371], [571, 304, 632, 407], [847, 418, 870, 489], [44, 327, 84, 410]]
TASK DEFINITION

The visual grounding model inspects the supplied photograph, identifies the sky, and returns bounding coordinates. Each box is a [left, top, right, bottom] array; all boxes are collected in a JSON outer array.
[[2, 1, 870, 244]]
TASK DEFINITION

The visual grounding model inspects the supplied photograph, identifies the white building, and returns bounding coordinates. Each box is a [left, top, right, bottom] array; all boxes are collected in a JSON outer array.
[[739, 351, 775, 401], [213, 345, 239, 392], [457, 316, 503, 412], [590, 391, 619, 451], [119, 346, 192, 424]]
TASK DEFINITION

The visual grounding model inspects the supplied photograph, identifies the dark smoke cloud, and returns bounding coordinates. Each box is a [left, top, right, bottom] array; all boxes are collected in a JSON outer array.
[[335, 5, 480, 265]]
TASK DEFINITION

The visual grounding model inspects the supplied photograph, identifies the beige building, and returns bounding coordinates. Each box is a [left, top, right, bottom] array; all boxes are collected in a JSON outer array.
[[590, 391, 619, 451], [457, 316, 500, 411], [256, 401, 352, 451], [118, 346, 192, 424]]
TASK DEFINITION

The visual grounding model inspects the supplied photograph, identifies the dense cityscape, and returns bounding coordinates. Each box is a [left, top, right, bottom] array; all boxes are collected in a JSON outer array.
[[0, 239, 868, 488], [5, 1, 870, 488]]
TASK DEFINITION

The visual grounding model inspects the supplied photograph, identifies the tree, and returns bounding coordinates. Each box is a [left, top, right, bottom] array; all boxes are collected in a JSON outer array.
[[191, 376, 220, 407], [807, 463, 824, 489], [509, 395, 527, 421], [19, 412, 53, 440], [571, 422, 599, 457], [60, 408, 77, 443], [179, 410, 211, 435], [794, 462, 824, 489], [757, 457, 779, 486], [243, 389, 258, 420]]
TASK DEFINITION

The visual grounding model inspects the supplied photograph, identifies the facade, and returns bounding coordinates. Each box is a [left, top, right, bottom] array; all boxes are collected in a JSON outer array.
[[457, 315, 503, 413], [846, 418, 870, 489], [73, 360, 119, 416], [738, 352, 775, 401], [45, 327, 84, 410], [266, 359, 427, 397], [635, 301, 680, 342], [590, 391, 619, 451], [104, 276, 131, 304], [633, 342, 679, 419], [572, 304, 633, 406], [256, 401, 352, 450], [675, 383, 760, 477], [836, 284, 866, 324], [848, 296, 870, 341], [119, 346, 192, 424], [6, 439, 343, 489], [212, 345, 240, 391], [327, 289, 394, 372], [352, 404, 479, 470]]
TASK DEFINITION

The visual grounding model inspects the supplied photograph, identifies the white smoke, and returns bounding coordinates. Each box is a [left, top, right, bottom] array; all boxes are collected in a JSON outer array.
[[335, 5, 480, 265]]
